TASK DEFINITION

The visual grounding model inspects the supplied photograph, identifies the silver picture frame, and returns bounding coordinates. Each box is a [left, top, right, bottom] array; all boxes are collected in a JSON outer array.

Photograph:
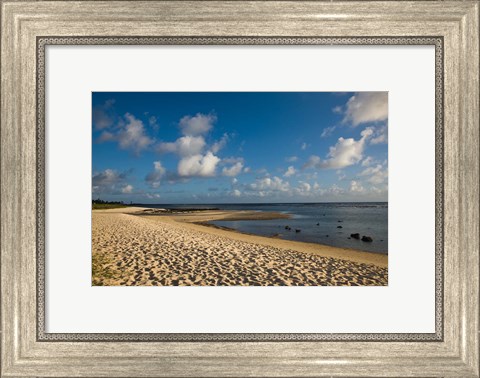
[[1, 1, 478, 376]]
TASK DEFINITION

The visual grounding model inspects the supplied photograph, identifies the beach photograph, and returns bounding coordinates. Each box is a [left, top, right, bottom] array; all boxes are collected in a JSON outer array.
[[92, 92, 388, 286]]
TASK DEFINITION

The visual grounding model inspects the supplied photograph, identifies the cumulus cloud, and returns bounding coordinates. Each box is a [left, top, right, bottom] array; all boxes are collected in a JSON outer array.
[[222, 157, 243, 165], [178, 151, 220, 177], [247, 176, 290, 192], [350, 180, 364, 193], [97, 113, 154, 155], [154, 113, 231, 179], [232, 189, 241, 197], [360, 164, 388, 185], [156, 135, 206, 156], [179, 113, 216, 136], [211, 133, 229, 154], [370, 125, 388, 145], [296, 182, 311, 194], [301, 142, 308, 150], [222, 161, 244, 177], [303, 127, 373, 170], [286, 156, 298, 163], [121, 184, 133, 194], [92, 169, 129, 194], [92, 169, 124, 187], [361, 156, 375, 167], [117, 113, 154, 155], [145, 161, 166, 188], [97, 131, 116, 143], [92, 99, 115, 130], [343, 92, 388, 126], [284, 166, 296, 177]]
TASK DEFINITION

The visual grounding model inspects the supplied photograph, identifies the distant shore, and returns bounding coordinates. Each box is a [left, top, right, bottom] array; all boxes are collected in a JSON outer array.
[[92, 207, 388, 286]]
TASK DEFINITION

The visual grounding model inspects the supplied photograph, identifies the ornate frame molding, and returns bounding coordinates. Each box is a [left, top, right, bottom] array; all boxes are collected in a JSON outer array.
[[2, 2, 478, 376], [36, 36, 444, 343]]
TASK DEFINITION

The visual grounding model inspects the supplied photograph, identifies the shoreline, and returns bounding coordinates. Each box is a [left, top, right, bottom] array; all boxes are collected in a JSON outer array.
[[129, 208, 387, 268], [92, 207, 388, 285]]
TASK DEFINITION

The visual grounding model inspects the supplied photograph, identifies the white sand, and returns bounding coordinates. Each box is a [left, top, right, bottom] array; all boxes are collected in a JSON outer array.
[[92, 208, 388, 286]]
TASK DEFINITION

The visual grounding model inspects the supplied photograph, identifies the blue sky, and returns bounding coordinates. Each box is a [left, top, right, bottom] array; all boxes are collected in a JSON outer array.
[[92, 92, 388, 204]]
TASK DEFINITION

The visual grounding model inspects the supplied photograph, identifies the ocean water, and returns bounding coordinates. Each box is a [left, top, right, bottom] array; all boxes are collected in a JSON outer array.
[[140, 202, 388, 254]]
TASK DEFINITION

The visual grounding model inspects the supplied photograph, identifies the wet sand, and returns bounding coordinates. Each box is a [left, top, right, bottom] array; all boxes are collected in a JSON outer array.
[[92, 207, 388, 286]]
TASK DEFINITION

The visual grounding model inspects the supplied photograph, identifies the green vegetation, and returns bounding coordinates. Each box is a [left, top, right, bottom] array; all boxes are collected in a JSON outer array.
[[92, 251, 126, 286], [92, 199, 128, 210]]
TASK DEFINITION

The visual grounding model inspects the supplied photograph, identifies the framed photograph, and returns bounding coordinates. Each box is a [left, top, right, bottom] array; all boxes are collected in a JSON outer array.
[[1, 1, 478, 377]]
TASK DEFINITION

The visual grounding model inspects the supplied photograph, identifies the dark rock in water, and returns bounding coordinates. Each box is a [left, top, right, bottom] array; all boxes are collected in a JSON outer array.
[[325, 234, 329, 237], [337, 225, 343, 229], [295, 229, 301, 233], [361, 235, 373, 242], [338, 220, 343, 223], [347, 237, 351, 239], [380, 239, 384, 242], [285, 226, 291, 230], [316, 223, 320, 226], [323, 214, 326, 216], [350, 233, 360, 239]]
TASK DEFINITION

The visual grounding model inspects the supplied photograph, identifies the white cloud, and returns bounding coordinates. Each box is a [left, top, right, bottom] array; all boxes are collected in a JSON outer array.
[[92, 99, 115, 130], [92, 169, 124, 187], [304, 127, 373, 170], [121, 184, 133, 194], [343, 92, 388, 126], [248, 176, 290, 192], [222, 161, 244, 177], [156, 135, 206, 157], [92, 169, 129, 194], [179, 113, 216, 136], [117, 113, 154, 155], [360, 164, 388, 185], [97, 131, 116, 143], [211, 133, 229, 154], [361, 156, 374, 167], [303, 155, 321, 169], [154, 115, 238, 179], [370, 125, 388, 144], [284, 166, 296, 177], [323, 137, 364, 168], [178, 151, 220, 177], [222, 157, 243, 165], [350, 180, 364, 193], [286, 156, 298, 163], [296, 182, 311, 194], [145, 161, 166, 188], [243, 167, 251, 173], [232, 189, 241, 197], [95, 111, 154, 155], [301, 142, 308, 150]]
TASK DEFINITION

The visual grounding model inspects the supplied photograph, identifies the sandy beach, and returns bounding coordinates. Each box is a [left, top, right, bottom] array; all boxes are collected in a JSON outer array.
[[92, 207, 388, 286]]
